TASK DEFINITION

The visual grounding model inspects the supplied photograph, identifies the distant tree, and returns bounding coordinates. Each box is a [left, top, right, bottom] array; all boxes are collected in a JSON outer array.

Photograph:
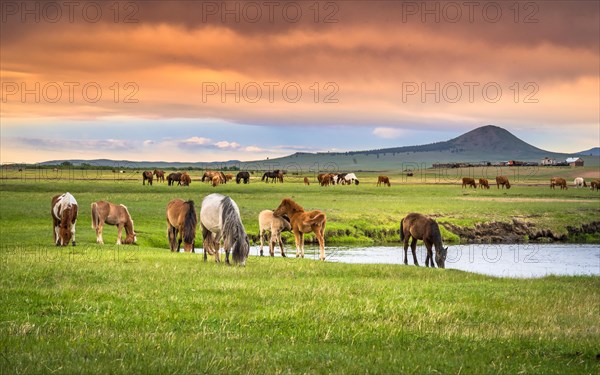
[[61, 161, 73, 167]]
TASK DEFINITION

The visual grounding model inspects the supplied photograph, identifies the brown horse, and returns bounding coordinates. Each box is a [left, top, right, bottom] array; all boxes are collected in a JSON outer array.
[[51, 192, 78, 246], [478, 178, 490, 189], [273, 198, 326, 260], [211, 174, 221, 187], [591, 180, 600, 191], [303, 177, 310, 186], [496, 176, 511, 189], [153, 169, 165, 183], [142, 170, 153, 185], [180, 172, 192, 186], [462, 177, 476, 188], [91, 201, 137, 245], [400, 212, 447, 268], [166, 199, 197, 252], [377, 175, 391, 187], [550, 177, 568, 190]]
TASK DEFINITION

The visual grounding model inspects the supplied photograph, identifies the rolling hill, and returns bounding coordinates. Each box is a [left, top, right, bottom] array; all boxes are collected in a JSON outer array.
[[37, 125, 595, 171]]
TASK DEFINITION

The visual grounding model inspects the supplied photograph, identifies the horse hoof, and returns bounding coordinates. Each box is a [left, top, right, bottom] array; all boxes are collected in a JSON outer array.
[[72, 242, 76, 246], [282, 254, 286, 258]]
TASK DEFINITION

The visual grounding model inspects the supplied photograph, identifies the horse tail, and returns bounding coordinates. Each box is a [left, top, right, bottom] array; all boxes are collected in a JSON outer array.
[[400, 218, 405, 241], [183, 200, 197, 245], [221, 196, 248, 264], [91, 202, 99, 229]]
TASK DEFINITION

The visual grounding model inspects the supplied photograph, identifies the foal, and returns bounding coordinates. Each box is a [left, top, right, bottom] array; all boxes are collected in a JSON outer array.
[[273, 198, 326, 260]]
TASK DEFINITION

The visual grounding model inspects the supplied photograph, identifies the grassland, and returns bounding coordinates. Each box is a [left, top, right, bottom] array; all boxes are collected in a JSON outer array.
[[1, 170, 599, 374]]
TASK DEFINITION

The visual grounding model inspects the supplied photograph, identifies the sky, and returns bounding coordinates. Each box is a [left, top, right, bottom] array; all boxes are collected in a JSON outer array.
[[1, 1, 599, 163]]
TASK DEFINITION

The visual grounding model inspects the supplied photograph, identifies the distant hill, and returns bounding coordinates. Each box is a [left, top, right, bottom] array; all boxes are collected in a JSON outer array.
[[38, 125, 596, 170], [576, 147, 600, 156]]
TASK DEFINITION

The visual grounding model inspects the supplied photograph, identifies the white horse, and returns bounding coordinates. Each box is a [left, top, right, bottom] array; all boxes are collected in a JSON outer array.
[[258, 210, 291, 257], [344, 173, 360, 185], [574, 177, 587, 188], [200, 193, 249, 265]]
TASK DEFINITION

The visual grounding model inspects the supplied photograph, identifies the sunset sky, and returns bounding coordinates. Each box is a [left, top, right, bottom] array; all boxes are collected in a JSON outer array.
[[1, 1, 598, 163]]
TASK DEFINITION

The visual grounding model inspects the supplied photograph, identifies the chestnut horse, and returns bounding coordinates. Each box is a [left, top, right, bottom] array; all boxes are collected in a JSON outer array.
[[51, 192, 78, 246], [377, 175, 391, 187], [304, 177, 310, 186], [153, 169, 165, 183], [478, 178, 490, 189], [142, 170, 153, 185], [496, 176, 511, 189], [166, 199, 197, 252], [91, 201, 137, 245], [400, 212, 447, 268], [550, 177, 567, 190], [180, 172, 192, 186], [273, 198, 326, 260], [462, 177, 476, 188]]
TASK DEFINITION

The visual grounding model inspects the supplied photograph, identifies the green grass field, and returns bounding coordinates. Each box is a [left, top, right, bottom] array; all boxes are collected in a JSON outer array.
[[1, 170, 599, 374]]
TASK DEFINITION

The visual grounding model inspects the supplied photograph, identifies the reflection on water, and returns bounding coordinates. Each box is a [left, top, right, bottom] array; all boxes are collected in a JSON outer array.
[[249, 244, 600, 278]]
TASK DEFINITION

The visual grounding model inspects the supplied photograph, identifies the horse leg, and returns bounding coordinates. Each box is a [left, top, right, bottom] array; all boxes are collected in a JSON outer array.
[[277, 231, 286, 257], [424, 240, 433, 267], [316, 228, 325, 261], [96, 222, 104, 244], [269, 232, 276, 257], [225, 248, 230, 265], [403, 238, 409, 265], [259, 228, 265, 256], [71, 220, 77, 246], [201, 224, 210, 261], [411, 238, 419, 266], [300, 233, 305, 258], [116, 224, 123, 245], [53, 219, 60, 246], [293, 230, 301, 258]]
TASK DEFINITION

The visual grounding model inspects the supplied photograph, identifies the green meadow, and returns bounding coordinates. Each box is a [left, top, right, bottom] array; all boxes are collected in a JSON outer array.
[[1, 169, 599, 374]]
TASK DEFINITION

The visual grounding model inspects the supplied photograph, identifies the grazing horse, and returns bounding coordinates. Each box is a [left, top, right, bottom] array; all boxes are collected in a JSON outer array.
[[496, 176, 511, 189], [462, 177, 476, 188], [202, 171, 226, 184], [479, 178, 490, 189], [224, 174, 234, 182], [211, 174, 221, 187], [273, 198, 326, 260], [167, 172, 182, 186], [262, 170, 283, 183], [91, 201, 136, 245], [303, 177, 310, 186], [550, 177, 567, 190], [142, 170, 153, 186], [180, 172, 192, 186], [200, 193, 250, 265], [153, 169, 165, 183], [377, 175, 391, 187], [591, 180, 600, 191], [344, 173, 359, 185], [236, 171, 250, 184], [400, 212, 448, 268], [166, 199, 197, 252], [320, 173, 335, 186], [258, 210, 292, 257], [574, 177, 587, 188], [51, 192, 78, 246]]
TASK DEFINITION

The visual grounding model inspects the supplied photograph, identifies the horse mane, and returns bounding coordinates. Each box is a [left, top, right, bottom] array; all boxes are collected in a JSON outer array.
[[221, 196, 248, 264], [183, 200, 197, 244], [120, 204, 135, 236], [283, 198, 304, 213]]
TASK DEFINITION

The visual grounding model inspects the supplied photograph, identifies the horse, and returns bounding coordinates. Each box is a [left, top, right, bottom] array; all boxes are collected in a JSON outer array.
[[591, 180, 600, 191], [574, 177, 587, 188], [167, 172, 182, 186], [236, 171, 250, 184], [320, 173, 335, 186], [377, 175, 391, 187], [142, 170, 153, 186], [273, 198, 326, 260], [224, 174, 233, 182], [336, 173, 347, 185], [211, 174, 221, 187], [166, 199, 197, 252], [496, 176, 511, 189], [202, 171, 226, 184], [461, 177, 476, 188], [153, 169, 165, 183], [180, 172, 192, 186], [478, 178, 490, 189], [200, 193, 250, 265], [400, 212, 447, 268], [550, 177, 567, 190], [303, 177, 310, 186], [51, 192, 78, 246], [344, 173, 359, 185], [262, 170, 282, 183], [91, 201, 137, 245], [258, 210, 292, 257]]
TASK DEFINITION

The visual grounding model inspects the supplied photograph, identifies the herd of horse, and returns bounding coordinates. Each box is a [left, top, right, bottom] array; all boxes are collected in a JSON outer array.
[[50, 191, 449, 268], [460, 176, 599, 190]]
